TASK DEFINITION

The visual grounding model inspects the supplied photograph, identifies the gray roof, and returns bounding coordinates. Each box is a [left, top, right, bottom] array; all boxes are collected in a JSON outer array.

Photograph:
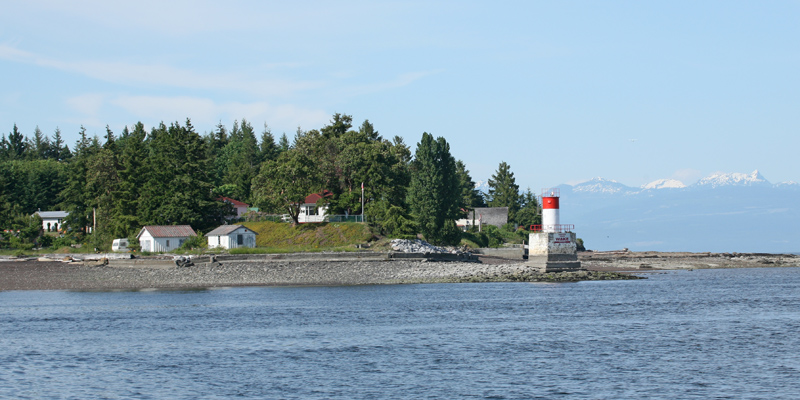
[[137, 225, 197, 238], [469, 207, 509, 227], [206, 225, 257, 237], [35, 211, 69, 219]]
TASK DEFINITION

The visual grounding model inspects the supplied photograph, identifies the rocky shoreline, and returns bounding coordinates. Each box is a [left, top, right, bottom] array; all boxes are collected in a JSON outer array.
[[579, 251, 800, 271], [0, 251, 796, 291]]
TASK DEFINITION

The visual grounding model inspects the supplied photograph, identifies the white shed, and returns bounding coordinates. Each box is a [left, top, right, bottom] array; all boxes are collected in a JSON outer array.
[[137, 225, 197, 253], [34, 211, 69, 232], [206, 225, 257, 249]]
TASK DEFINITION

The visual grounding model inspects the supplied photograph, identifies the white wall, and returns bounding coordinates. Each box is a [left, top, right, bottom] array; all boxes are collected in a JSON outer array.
[[208, 234, 231, 249], [41, 217, 64, 232], [298, 204, 328, 223], [139, 230, 188, 252], [207, 228, 256, 249]]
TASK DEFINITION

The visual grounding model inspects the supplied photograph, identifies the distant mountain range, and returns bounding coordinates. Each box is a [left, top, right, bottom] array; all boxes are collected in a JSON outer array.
[[478, 170, 800, 253]]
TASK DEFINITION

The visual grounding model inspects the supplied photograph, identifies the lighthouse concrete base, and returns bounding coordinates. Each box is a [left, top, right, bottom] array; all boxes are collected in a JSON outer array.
[[526, 232, 583, 272]]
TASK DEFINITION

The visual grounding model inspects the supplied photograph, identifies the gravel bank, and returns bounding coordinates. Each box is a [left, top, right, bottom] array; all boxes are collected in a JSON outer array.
[[5, 251, 794, 291], [0, 258, 635, 291], [580, 251, 800, 271]]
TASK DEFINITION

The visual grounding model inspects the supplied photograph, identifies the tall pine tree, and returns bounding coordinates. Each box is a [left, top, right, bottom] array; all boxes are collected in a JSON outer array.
[[407, 132, 461, 245], [487, 161, 521, 224]]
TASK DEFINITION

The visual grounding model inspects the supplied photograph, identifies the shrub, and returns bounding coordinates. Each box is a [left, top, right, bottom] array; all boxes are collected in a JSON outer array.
[[461, 231, 488, 248], [180, 234, 206, 250], [50, 235, 75, 250], [482, 225, 505, 248], [365, 201, 417, 238], [501, 222, 518, 233], [38, 235, 53, 248]]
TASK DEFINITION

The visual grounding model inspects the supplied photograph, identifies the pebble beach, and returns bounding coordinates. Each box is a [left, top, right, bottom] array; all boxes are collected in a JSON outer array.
[[1, 251, 797, 291]]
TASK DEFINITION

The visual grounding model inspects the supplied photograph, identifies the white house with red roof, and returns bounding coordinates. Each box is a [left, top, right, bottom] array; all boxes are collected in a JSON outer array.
[[206, 224, 257, 249], [218, 197, 250, 218], [136, 225, 197, 252], [298, 190, 332, 223]]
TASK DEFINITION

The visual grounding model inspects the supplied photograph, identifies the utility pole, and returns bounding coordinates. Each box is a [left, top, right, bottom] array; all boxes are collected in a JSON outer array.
[[361, 182, 365, 223]]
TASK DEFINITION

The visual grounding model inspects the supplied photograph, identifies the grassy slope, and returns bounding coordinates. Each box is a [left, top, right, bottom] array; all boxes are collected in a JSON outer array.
[[239, 221, 373, 252]]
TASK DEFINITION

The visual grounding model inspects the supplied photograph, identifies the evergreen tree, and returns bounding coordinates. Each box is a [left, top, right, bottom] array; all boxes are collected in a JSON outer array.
[[219, 118, 259, 202], [0, 134, 8, 161], [85, 148, 120, 248], [31, 126, 50, 160], [137, 120, 223, 231], [515, 187, 541, 228], [24, 159, 68, 214], [407, 132, 461, 245], [103, 125, 117, 153], [258, 123, 279, 162], [7, 124, 26, 160], [73, 126, 91, 158], [50, 127, 71, 161], [205, 122, 230, 188], [487, 161, 521, 223], [358, 119, 381, 141], [388, 136, 412, 205], [117, 125, 130, 152], [278, 133, 290, 152], [455, 160, 486, 211], [214, 121, 228, 148], [320, 113, 352, 139], [60, 126, 97, 236], [110, 122, 147, 237]]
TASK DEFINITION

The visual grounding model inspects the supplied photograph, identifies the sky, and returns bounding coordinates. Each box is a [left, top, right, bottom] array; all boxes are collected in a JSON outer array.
[[2, 1, 799, 189]]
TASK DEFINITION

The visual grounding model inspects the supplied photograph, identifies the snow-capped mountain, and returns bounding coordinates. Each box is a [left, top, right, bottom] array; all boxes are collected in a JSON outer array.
[[568, 177, 636, 195], [473, 180, 490, 194], [546, 170, 799, 253], [694, 170, 770, 188], [641, 179, 686, 190], [775, 181, 800, 190]]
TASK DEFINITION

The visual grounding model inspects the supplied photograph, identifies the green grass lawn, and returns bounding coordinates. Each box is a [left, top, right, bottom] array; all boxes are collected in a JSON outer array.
[[232, 221, 374, 253]]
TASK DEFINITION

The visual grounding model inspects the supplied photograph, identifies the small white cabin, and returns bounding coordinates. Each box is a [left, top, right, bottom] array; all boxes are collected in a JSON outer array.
[[34, 211, 69, 232], [206, 225, 257, 249], [136, 225, 197, 253]]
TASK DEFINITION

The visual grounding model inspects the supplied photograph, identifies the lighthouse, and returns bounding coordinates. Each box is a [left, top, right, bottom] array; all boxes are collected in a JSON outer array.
[[526, 188, 582, 272]]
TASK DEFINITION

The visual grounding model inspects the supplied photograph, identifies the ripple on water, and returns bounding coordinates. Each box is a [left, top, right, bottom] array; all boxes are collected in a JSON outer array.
[[0, 268, 799, 399]]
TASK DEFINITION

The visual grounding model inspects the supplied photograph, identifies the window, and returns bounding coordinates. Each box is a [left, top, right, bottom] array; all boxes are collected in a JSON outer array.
[[237, 234, 243, 245], [166, 239, 170, 248]]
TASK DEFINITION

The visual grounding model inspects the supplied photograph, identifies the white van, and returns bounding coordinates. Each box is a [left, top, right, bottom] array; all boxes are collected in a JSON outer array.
[[112, 238, 130, 252]]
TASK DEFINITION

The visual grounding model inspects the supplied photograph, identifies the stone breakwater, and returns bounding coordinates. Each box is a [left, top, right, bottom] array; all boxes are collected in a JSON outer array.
[[0, 259, 637, 291]]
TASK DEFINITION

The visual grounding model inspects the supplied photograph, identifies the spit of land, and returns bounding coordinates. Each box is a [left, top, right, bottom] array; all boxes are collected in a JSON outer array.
[[0, 251, 796, 291]]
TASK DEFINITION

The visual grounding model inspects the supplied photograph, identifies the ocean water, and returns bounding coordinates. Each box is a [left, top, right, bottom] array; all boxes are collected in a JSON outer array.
[[1, 268, 799, 399]]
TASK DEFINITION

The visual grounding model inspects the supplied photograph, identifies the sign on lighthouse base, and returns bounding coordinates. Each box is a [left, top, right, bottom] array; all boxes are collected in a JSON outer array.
[[526, 232, 583, 272]]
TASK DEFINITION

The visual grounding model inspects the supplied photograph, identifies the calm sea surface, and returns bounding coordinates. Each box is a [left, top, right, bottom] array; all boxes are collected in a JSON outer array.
[[2, 268, 799, 399]]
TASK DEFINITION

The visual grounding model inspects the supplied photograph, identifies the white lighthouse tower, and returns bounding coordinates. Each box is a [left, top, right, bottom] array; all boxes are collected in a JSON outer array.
[[527, 188, 582, 272]]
